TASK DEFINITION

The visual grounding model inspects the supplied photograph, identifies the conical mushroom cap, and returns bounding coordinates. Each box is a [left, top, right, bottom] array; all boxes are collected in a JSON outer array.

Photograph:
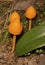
[[8, 21, 22, 35], [25, 6, 37, 19], [9, 11, 20, 23]]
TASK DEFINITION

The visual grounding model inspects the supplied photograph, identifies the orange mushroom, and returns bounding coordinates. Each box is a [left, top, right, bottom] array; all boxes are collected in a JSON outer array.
[[8, 21, 23, 52], [25, 6, 37, 30], [8, 11, 22, 52], [9, 11, 20, 23]]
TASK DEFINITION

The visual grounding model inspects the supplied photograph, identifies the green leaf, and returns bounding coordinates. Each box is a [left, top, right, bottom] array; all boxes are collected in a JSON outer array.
[[16, 23, 45, 56], [39, 21, 45, 26], [2, 29, 8, 43]]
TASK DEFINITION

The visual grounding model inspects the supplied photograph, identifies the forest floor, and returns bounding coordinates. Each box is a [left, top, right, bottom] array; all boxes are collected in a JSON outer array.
[[0, 0, 45, 65]]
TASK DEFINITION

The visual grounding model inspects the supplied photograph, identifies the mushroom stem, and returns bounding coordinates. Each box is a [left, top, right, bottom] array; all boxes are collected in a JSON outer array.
[[29, 19, 32, 30], [11, 35, 16, 53]]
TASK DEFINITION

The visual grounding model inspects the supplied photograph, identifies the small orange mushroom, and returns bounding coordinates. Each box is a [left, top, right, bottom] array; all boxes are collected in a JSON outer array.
[[9, 11, 20, 23], [25, 6, 37, 30], [8, 21, 23, 52], [8, 11, 22, 52]]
